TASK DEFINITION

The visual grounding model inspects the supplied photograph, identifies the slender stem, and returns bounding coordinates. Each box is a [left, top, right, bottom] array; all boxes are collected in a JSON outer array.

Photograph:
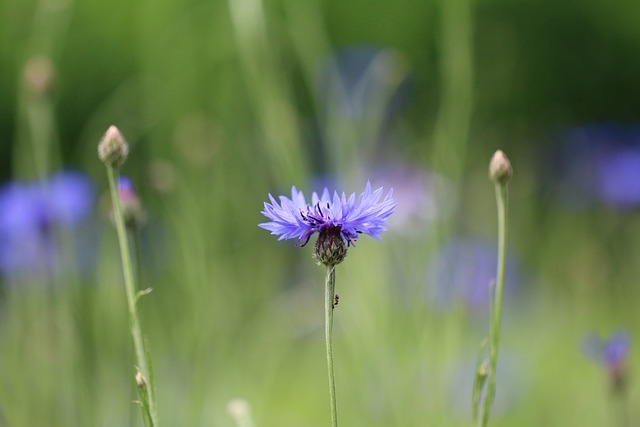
[[106, 166, 158, 426], [613, 386, 629, 427], [131, 228, 144, 294], [479, 183, 508, 427], [324, 265, 338, 427]]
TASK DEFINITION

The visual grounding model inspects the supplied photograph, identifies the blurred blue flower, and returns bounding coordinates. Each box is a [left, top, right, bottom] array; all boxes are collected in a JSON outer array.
[[117, 175, 136, 202], [116, 175, 146, 230], [370, 164, 454, 237], [541, 123, 640, 209], [317, 46, 413, 121], [0, 171, 94, 278], [583, 329, 630, 393], [425, 238, 520, 310], [583, 330, 630, 377], [259, 181, 396, 247]]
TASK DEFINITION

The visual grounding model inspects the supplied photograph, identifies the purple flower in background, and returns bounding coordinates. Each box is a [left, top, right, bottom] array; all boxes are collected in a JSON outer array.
[[425, 238, 520, 310], [596, 149, 640, 207], [116, 175, 146, 230], [317, 46, 413, 121], [540, 123, 640, 210], [259, 182, 395, 265], [584, 329, 630, 391], [118, 175, 137, 202], [370, 164, 454, 237], [0, 171, 94, 278]]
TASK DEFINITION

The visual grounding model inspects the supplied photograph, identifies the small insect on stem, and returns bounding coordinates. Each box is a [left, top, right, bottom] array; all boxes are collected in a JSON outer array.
[[333, 293, 340, 308]]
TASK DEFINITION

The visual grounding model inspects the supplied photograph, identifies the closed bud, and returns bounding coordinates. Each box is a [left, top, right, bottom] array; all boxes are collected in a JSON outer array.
[[489, 150, 512, 185], [98, 125, 129, 167], [135, 371, 146, 387]]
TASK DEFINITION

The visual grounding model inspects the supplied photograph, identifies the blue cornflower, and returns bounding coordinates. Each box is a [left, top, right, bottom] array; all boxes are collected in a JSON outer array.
[[317, 46, 413, 121], [425, 237, 521, 311], [0, 171, 94, 278], [259, 182, 395, 265], [539, 123, 640, 210], [584, 330, 630, 391]]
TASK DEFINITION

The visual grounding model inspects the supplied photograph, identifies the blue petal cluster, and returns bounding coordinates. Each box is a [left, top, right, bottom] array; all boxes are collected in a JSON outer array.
[[118, 175, 138, 202], [540, 123, 640, 209], [0, 171, 94, 277], [259, 182, 396, 246], [583, 329, 630, 373]]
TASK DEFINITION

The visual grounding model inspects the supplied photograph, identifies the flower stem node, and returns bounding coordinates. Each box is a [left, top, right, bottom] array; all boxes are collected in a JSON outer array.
[[489, 150, 512, 186], [314, 225, 348, 266], [98, 125, 129, 168]]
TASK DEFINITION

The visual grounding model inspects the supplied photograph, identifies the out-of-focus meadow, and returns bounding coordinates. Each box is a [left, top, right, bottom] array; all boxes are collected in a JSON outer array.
[[2, 0, 640, 425]]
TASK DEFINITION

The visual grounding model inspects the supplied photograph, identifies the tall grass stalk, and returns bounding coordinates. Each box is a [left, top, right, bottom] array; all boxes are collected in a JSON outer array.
[[431, 0, 473, 182], [227, 0, 307, 184]]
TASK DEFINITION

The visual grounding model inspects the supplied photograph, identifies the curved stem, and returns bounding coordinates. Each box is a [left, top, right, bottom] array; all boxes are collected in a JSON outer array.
[[479, 183, 508, 427], [324, 265, 338, 427]]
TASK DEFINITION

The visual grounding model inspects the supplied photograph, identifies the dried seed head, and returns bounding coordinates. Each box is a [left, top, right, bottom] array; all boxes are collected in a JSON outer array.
[[489, 150, 512, 185], [98, 125, 129, 168]]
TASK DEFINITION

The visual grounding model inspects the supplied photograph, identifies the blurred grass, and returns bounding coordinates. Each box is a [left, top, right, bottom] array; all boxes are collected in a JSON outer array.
[[1, 0, 640, 426]]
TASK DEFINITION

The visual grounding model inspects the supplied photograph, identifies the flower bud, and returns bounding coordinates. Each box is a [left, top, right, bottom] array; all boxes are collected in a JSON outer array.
[[489, 150, 512, 185], [23, 55, 55, 97], [98, 125, 129, 167], [314, 225, 348, 266], [135, 371, 146, 386], [117, 176, 146, 230]]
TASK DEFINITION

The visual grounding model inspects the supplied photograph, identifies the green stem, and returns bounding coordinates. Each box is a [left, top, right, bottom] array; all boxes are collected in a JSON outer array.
[[106, 166, 158, 426], [479, 183, 508, 427], [324, 265, 338, 427], [131, 228, 144, 294]]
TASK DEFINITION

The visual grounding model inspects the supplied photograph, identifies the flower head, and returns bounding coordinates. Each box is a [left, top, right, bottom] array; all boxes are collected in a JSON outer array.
[[489, 150, 512, 185], [116, 176, 146, 230], [425, 237, 520, 311], [583, 329, 630, 392], [98, 125, 129, 168], [539, 123, 640, 210], [0, 171, 94, 278], [259, 182, 395, 265], [317, 46, 413, 121]]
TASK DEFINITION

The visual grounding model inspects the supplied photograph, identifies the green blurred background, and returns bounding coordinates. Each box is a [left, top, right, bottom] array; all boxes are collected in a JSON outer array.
[[2, 0, 640, 425]]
